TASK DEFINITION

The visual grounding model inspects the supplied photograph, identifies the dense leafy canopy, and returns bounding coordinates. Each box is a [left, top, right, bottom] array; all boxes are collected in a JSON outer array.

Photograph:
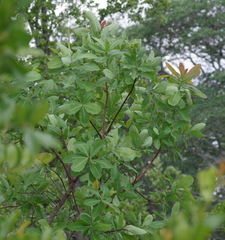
[[0, 0, 225, 240]]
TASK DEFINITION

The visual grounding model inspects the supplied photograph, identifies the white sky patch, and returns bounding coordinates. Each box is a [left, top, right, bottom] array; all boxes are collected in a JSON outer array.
[[95, 0, 107, 8]]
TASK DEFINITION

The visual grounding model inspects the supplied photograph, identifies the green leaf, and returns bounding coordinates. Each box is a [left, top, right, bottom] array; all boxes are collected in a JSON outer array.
[[103, 69, 114, 79], [142, 215, 153, 227], [119, 191, 139, 200], [74, 27, 90, 37], [48, 56, 63, 69], [154, 81, 167, 93], [168, 90, 181, 106], [25, 131, 60, 153], [74, 143, 90, 156], [184, 88, 193, 105], [68, 220, 90, 231], [72, 53, 98, 61], [189, 130, 205, 138], [57, 42, 72, 56], [171, 202, 180, 216], [124, 225, 147, 235], [197, 167, 217, 203], [79, 107, 89, 126], [191, 123, 206, 131], [67, 101, 82, 114], [25, 70, 41, 82], [42, 79, 55, 95], [177, 108, 191, 121], [90, 161, 102, 179], [136, 129, 148, 147], [129, 125, 139, 143], [142, 136, 153, 147], [80, 213, 92, 224], [85, 12, 101, 36], [84, 102, 101, 114], [54, 104, 70, 114], [71, 154, 88, 172], [114, 147, 136, 160], [90, 139, 105, 157], [187, 85, 207, 99], [176, 176, 194, 189], [150, 56, 161, 67], [92, 202, 105, 219], [90, 229, 102, 240], [77, 81, 95, 92], [93, 222, 112, 231], [153, 138, 160, 149], [149, 221, 165, 228], [165, 85, 178, 96], [84, 198, 101, 207], [79, 63, 100, 72], [61, 56, 71, 66], [95, 159, 113, 169]]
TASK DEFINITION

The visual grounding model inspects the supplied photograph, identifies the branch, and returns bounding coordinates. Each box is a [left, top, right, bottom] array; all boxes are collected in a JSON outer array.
[[48, 176, 80, 224], [103, 82, 109, 135], [0, 205, 20, 210], [135, 190, 161, 203], [90, 120, 104, 140], [107, 78, 137, 134], [132, 147, 161, 185], [50, 147, 73, 182]]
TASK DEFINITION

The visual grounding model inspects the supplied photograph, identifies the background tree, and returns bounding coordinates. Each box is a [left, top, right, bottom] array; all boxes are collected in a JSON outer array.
[[126, 0, 225, 175]]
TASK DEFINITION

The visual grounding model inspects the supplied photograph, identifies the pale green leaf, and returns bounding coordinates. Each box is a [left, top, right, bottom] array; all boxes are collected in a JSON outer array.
[[90, 162, 102, 179], [25, 71, 41, 82], [115, 147, 136, 160], [142, 214, 153, 227], [103, 69, 114, 79], [154, 81, 168, 93], [93, 222, 112, 231], [67, 101, 82, 114], [191, 123, 206, 131], [168, 90, 181, 106], [85, 11, 101, 36], [47, 57, 63, 69], [124, 225, 147, 235], [84, 198, 101, 207], [176, 176, 194, 189], [84, 102, 101, 114], [57, 42, 72, 56], [68, 221, 89, 231], [171, 202, 180, 216], [71, 154, 88, 172]]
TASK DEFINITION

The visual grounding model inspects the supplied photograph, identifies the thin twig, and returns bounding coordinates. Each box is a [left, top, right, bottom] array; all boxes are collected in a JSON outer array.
[[132, 147, 161, 185], [50, 148, 72, 182], [0, 205, 20, 210], [48, 176, 80, 224], [103, 82, 109, 135], [135, 190, 161, 203], [90, 120, 104, 140], [107, 78, 137, 134]]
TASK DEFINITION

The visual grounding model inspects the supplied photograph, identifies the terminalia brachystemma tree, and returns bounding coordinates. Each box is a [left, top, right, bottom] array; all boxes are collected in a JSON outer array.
[[2, 10, 223, 240]]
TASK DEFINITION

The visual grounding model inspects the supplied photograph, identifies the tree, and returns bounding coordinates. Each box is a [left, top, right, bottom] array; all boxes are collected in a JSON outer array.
[[1, 0, 225, 237], [126, 0, 225, 174]]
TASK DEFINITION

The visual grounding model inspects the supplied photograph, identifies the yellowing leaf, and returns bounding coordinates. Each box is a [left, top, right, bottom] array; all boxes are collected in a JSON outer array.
[[157, 75, 170, 78], [165, 62, 180, 77], [93, 179, 99, 190], [183, 64, 201, 82], [37, 153, 54, 164]]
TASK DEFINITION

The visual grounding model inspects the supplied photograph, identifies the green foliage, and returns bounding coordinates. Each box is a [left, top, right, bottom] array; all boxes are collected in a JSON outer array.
[[0, 4, 224, 240]]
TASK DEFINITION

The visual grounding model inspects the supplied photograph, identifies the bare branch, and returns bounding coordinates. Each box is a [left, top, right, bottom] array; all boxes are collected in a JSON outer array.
[[132, 147, 161, 185]]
